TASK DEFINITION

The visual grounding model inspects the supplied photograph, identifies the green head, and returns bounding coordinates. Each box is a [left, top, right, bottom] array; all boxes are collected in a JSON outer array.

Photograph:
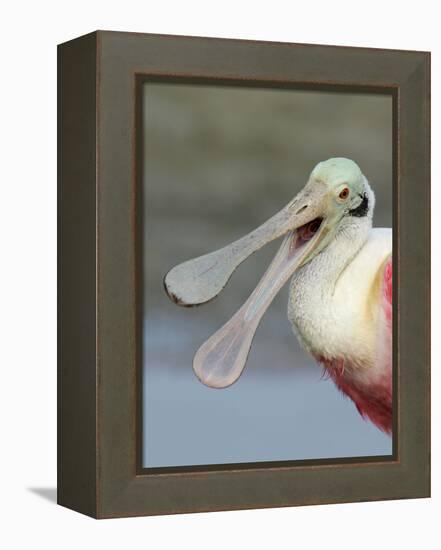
[[277, 157, 373, 269], [310, 157, 368, 213]]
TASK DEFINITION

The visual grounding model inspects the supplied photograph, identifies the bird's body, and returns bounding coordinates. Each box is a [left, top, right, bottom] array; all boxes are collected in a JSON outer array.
[[164, 158, 393, 435], [288, 228, 392, 432]]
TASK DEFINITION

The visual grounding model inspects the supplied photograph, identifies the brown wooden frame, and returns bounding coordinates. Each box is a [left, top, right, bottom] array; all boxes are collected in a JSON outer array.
[[58, 30, 430, 518]]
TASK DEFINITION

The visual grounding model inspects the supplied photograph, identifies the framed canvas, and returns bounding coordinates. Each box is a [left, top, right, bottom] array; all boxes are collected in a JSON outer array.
[[58, 30, 430, 518]]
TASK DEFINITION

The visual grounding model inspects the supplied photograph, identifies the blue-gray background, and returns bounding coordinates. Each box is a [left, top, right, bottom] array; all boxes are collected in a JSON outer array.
[[142, 83, 392, 468]]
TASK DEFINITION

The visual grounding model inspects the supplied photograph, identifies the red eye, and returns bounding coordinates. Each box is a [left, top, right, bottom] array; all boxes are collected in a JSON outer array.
[[339, 187, 350, 200]]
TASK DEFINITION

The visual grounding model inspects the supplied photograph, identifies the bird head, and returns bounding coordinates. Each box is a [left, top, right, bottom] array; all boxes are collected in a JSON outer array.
[[164, 158, 375, 388], [289, 157, 375, 266]]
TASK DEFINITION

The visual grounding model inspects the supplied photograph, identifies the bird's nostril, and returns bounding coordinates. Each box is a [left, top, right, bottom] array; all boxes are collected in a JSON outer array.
[[296, 205, 308, 215]]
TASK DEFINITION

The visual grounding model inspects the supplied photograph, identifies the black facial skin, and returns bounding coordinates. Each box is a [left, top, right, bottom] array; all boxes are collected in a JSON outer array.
[[348, 193, 369, 217]]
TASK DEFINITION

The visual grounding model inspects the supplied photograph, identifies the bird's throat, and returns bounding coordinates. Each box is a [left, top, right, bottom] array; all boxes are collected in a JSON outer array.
[[287, 219, 371, 356]]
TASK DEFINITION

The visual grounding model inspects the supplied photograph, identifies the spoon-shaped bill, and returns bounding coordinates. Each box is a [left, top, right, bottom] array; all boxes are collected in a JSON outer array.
[[163, 207, 295, 306], [193, 224, 326, 388], [164, 180, 328, 307]]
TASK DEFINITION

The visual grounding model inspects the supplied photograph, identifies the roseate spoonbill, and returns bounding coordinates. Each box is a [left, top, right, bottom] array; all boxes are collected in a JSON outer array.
[[164, 158, 392, 434]]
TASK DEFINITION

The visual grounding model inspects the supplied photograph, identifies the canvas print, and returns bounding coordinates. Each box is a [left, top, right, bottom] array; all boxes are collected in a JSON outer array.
[[142, 83, 393, 468]]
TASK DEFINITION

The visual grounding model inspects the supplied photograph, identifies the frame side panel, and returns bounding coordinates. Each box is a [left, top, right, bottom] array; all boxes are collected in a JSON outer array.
[[396, 54, 431, 495], [57, 32, 98, 518]]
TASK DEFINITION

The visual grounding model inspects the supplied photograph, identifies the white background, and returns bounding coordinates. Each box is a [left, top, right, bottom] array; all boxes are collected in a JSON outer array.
[[1, 1, 438, 548]]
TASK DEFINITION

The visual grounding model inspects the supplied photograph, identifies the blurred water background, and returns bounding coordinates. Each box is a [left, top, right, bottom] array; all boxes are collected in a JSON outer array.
[[142, 83, 393, 468]]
